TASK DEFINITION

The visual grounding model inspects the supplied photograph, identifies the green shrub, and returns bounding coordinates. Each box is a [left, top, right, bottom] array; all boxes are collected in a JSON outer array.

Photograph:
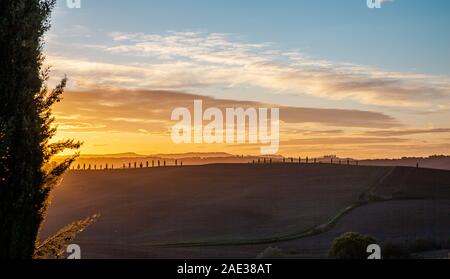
[[328, 232, 377, 259]]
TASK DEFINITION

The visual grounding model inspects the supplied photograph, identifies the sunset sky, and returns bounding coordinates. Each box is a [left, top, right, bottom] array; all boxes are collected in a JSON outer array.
[[46, 0, 450, 158]]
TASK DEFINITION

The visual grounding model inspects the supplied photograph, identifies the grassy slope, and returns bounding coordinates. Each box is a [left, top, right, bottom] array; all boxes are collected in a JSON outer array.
[[41, 164, 387, 242], [40, 164, 450, 258]]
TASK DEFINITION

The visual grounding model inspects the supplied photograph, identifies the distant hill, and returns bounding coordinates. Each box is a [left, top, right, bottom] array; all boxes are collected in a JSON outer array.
[[54, 153, 450, 171], [152, 152, 234, 159], [75, 152, 147, 158], [53, 152, 285, 168], [57, 152, 235, 159], [360, 155, 450, 171]]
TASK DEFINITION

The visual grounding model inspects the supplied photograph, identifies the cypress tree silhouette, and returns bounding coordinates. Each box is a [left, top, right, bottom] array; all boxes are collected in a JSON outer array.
[[0, 0, 98, 259]]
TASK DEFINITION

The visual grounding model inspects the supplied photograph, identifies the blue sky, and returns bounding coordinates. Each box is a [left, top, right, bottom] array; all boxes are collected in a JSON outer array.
[[53, 0, 450, 74], [48, 0, 450, 111], [48, 0, 450, 157]]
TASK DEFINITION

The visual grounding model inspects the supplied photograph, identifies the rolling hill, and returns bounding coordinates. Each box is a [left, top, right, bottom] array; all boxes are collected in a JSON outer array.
[[40, 164, 450, 258]]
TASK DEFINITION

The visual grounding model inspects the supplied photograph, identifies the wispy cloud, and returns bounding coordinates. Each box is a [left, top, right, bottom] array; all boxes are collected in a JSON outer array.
[[361, 128, 450, 137], [54, 89, 399, 133], [53, 89, 426, 157], [46, 31, 450, 111], [282, 137, 409, 146]]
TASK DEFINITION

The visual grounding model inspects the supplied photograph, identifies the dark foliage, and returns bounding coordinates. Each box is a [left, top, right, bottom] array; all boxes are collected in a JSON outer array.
[[328, 232, 377, 259], [0, 0, 81, 259], [34, 215, 99, 259]]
